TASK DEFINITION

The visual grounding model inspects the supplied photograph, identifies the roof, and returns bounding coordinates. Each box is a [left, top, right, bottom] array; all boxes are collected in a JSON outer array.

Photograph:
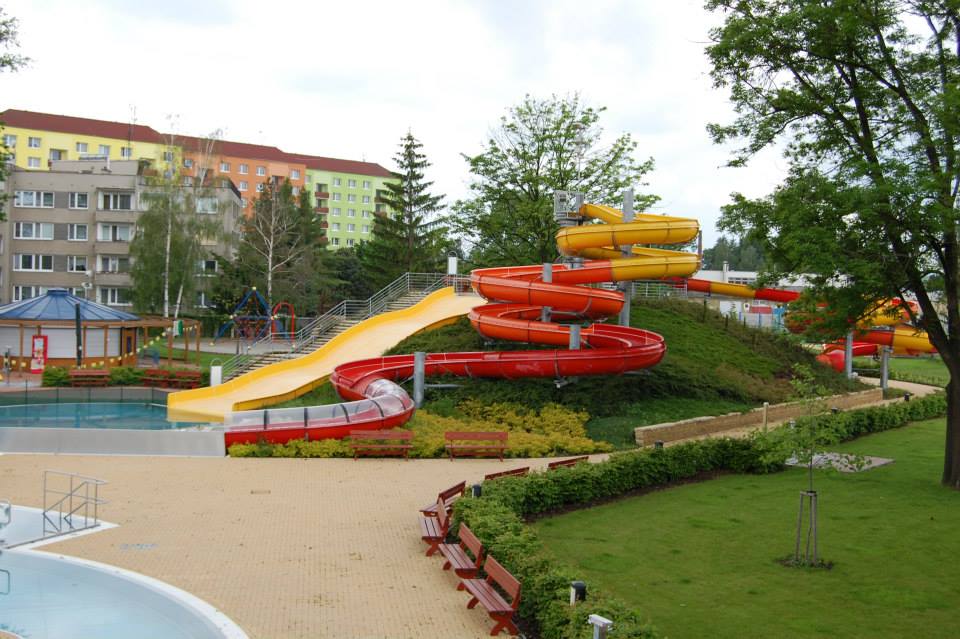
[[0, 109, 164, 144], [289, 153, 394, 178], [178, 135, 294, 163], [0, 289, 140, 322]]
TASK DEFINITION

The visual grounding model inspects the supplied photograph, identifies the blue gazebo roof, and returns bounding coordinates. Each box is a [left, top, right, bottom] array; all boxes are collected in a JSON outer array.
[[0, 289, 140, 322]]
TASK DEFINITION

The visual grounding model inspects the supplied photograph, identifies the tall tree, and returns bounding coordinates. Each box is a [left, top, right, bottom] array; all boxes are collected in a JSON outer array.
[[453, 94, 658, 267], [360, 132, 449, 288], [702, 235, 765, 270], [705, 0, 960, 488], [0, 7, 29, 214], [237, 178, 308, 307]]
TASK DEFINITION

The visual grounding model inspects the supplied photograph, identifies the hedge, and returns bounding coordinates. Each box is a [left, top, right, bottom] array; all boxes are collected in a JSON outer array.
[[451, 392, 946, 639]]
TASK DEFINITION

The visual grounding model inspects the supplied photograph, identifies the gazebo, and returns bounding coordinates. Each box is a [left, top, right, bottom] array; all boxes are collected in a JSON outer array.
[[0, 289, 201, 370]]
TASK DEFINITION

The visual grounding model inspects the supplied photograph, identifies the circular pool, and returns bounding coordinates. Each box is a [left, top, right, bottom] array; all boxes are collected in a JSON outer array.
[[0, 549, 246, 639]]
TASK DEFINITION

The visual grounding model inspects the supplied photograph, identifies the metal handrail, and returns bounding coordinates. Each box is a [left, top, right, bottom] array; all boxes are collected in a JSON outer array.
[[42, 470, 107, 537], [220, 272, 449, 380]]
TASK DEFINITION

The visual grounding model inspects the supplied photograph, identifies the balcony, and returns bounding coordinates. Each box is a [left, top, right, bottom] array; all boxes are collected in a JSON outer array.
[[315, 191, 330, 199], [316, 206, 329, 213], [319, 221, 329, 229]]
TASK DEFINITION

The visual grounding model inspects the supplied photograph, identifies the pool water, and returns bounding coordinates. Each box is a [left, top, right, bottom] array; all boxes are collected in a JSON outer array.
[[0, 549, 245, 638], [0, 403, 205, 430]]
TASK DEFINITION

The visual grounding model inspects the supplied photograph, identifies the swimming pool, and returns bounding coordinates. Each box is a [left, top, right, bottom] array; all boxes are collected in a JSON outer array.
[[0, 403, 205, 430], [0, 549, 247, 639]]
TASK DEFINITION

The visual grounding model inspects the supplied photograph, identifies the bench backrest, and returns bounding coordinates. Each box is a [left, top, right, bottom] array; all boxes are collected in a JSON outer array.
[[349, 429, 413, 441], [445, 431, 508, 442], [439, 480, 467, 502], [458, 523, 483, 564], [484, 467, 530, 482], [483, 555, 520, 607], [436, 495, 450, 532], [547, 456, 590, 470]]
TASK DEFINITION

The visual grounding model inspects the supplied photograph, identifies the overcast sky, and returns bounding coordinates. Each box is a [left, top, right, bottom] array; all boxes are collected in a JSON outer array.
[[3, 0, 788, 246]]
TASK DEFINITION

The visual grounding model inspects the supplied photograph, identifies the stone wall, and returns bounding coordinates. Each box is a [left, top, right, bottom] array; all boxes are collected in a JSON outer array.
[[634, 388, 883, 447]]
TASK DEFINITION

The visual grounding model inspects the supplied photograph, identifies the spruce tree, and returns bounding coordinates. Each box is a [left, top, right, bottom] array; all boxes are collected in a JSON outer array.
[[362, 132, 450, 288]]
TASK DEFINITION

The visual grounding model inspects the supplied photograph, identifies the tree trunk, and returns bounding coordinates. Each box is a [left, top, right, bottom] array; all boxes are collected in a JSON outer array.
[[944, 376, 960, 489], [266, 243, 273, 309], [163, 208, 172, 318]]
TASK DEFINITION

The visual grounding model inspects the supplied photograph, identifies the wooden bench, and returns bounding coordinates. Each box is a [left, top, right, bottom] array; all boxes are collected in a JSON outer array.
[[461, 555, 522, 636], [142, 368, 170, 387], [170, 370, 202, 389], [547, 456, 590, 471], [445, 431, 508, 461], [439, 522, 484, 590], [420, 480, 466, 518], [348, 429, 413, 459], [68, 369, 110, 387], [484, 467, 529, 482], [419, 495, 450, 556]]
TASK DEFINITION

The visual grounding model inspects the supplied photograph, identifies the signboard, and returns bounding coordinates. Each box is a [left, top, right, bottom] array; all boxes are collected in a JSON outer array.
[[30, 335, 48, 374]]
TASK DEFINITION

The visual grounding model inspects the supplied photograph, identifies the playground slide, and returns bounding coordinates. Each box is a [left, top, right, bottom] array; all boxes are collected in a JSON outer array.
[[166, 287, 479, 423]]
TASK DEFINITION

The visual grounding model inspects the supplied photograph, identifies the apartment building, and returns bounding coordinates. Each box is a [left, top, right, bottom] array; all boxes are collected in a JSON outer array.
[[0, 159, 241, 308], [2, 110, 396, 241]]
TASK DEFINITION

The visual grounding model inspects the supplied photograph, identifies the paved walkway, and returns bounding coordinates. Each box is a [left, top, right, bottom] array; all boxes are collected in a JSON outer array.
[[0, 454, 591, 639]]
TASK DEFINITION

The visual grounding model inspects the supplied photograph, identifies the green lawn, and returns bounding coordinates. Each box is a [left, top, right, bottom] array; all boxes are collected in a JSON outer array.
[[151, 345, 225, 372], [533, 419, 960, 638], [854, 355, 948, 387]]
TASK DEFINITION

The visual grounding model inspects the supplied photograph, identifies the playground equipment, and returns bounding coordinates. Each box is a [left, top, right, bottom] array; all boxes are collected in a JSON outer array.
[[213, 288, 291, 342]]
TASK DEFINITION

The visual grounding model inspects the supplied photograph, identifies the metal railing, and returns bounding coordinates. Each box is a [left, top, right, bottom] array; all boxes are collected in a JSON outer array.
[[0, 385, 169, 407], [220, 272, 450, 380], [42, 470, 107, 538]]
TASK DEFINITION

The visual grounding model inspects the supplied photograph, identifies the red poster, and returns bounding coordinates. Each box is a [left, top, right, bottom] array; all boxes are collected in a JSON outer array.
[[30, 335, 48, 374]]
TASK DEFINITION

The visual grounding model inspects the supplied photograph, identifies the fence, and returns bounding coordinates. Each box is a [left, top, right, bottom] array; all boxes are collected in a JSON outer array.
[[0, 385, 169, 407]]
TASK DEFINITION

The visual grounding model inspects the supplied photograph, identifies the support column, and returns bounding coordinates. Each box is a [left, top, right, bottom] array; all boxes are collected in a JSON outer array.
[[569, 324, 581, 350], [103, 325, 108, 366], [540, 263, 553, 323], [618, 188, 635, 327], [844, 331, 854, 379], [880, 346, 890, 391], [413, 351, 426, 408], [167, 326, 173, 367]]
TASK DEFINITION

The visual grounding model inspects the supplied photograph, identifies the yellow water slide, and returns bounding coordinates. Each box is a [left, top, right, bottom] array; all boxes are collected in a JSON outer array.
[[167, 287, 479, 422]]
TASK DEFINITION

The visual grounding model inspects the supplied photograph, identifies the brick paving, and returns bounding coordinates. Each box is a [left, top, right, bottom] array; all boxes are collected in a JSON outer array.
[[0, 454, 585, 639]]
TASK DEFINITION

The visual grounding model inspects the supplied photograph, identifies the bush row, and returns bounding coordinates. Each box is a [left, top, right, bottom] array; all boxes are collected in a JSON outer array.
[[41, 365, 208, 387], [452, 392, 947, 638]]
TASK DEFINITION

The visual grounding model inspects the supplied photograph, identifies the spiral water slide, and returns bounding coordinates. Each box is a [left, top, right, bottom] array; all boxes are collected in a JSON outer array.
[[222, 204, 703, 445]]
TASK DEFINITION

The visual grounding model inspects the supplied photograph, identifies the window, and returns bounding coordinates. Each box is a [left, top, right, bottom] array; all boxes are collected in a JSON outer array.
[[183, 157, 193, 168], [68, 223, 88, 241], [76, 141, 88, 153], [362, 225, 370, 233], [98, 144, 110, 156], [97, 223, 132, 242], [347, 209, 356, 217], [163, 151, 174, 162], [333, 178, 341, 186], [13, 191, 54, 208], [256, 166, 266, 176], [347, 179, 356, 188], [347, 223, 355, 232], [291, 169, 300, 180], [198, 259, 217, 274], [27, 157, 40, 168], [346, 238, 355, 247], [183, 176, 193, 186], [362, 210, 372, 218], [100, 192, 133, 211], [98, 287, 131, 305], [240, 198, 248, 208], [331, 237, 340, 246], [290, 186, 300, 196], [331, 223, 340, 231], [98, 255, 130, 273], [196, 197, 218, 214], [332, 193, 341, 201], [69, 192, 89, 209], [120, 147, 132, 158], [728, 277, 757, 286], [239, 163, 248, 174], [362, 195, 371, 204], [3, 134, 16, 147], [363, 180, 371, 189], [49, 149, 64, 161], [14, 254, 53, 272], [331, 208, 341, 216], [347, 194, 356, 203], [256, 183, 264, 192], [14, 222, 54, 240], [13, 286, 46, 302], [305, 174, 312, 183], [67, 255, 88, 272], [239, 181, 248, 191], [220, 161, 230, 172], [28, 136, 41, 148]]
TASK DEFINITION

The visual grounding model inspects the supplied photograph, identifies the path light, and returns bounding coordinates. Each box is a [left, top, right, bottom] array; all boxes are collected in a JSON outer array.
[[588, 614, 613, 639], [471, 484, 482, 498], [654, 440, 664, 450], [569, 580, 587, 605], [831, 407, 840, 415], [904, 392, 912, 402]]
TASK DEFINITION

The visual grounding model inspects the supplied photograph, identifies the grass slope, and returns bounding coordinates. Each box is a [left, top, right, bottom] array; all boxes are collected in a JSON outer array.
[[533, 418, 960, 639]]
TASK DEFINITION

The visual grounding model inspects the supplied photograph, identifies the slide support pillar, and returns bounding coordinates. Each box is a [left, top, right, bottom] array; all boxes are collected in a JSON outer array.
[[569, 324, 581, 350], [541, 263, 553, 323], [880, 346, 890, 391], [618, 188, 635, 327], [844, 332, 854, 379], [413, 351, 425, 408]]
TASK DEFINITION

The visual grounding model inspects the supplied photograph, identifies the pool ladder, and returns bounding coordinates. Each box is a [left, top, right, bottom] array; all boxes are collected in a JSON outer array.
[[42, 470, 107, 538]]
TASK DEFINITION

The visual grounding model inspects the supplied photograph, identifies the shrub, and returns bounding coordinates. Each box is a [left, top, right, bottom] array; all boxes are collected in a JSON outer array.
[[109, 366, 144, 386], [41, 366, 71, 387]]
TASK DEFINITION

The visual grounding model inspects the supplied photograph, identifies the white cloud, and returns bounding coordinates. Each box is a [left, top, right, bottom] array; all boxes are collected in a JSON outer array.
[[3, 0, 787, 246]]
